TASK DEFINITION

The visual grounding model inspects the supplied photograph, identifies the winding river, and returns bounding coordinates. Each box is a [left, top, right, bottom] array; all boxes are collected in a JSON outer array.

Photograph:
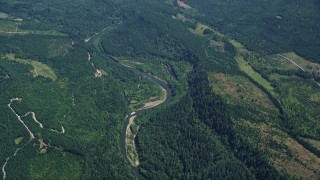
[[86, 29, 173, 179], [104, 52, 173, 179]]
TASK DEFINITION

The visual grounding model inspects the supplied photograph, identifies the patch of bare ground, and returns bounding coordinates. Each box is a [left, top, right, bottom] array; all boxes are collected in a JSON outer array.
[[87, 52, 106, 78], [137, 86, 167, 111], [208, 72, 277, 113], [310, 92, 320, 103], [95, 69, 102, 77], [238, 121, 320, 179], [177, 0, 191, 9], [125, 116, 140, 167], [38, 138, 48, 154]]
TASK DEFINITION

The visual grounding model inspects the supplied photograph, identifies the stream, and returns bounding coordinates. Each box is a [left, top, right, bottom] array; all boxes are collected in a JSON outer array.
[[106, 53, 173, 179], [86, 29, 173, 179]]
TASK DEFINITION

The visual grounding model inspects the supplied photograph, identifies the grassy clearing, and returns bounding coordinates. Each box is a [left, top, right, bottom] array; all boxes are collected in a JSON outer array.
[[172, 15, 222, 38], [189, 23, 208, 36], [210, 40, 224, 47], [24, 29, 68, 36], [0, 12, 9, 19], [0, 19, 19, 32], [0, 18, 67, 36], [208, 72, 277, 113], [229, 39, 248, 54], [229, 39, 274, 94], [171, 14, 191, 22], [235, 55, 274, 93], [310, 92, 320, 103], [235, 120, 320, 179], [209, 27, 276, 95], [189, 22, 224, 38], [182, 19, 275, 95], [0, 29, 68, 36], [3, 54, 57, 81], [0, 12, 24, 33], [0, 11, 22, 21], [14, 137, 24, 145], [1, 0, 25, 5]]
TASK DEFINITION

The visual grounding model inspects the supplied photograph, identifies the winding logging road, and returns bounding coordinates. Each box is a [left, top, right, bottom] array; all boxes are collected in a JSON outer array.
[[277, 54, 320, 87], [2, 98, 65, 180]]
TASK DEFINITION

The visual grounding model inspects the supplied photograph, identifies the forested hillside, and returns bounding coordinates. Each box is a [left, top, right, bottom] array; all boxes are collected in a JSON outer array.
[[185, 0, 320, 62], [0, 0, 319, 179]]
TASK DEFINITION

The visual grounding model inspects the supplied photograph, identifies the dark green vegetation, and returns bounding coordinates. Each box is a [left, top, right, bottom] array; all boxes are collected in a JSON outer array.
[[1, 0, 319, 179], [185, 0, 320, 62]]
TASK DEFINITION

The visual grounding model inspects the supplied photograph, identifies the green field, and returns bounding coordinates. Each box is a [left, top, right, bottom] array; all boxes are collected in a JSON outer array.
[[235, 55, 274, 93], [0, 19, 19, 32], [3, 54, 57, 81], [0, 12, 9, 19]]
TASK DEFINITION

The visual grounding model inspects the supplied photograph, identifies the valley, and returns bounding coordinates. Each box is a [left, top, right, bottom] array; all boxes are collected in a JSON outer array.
[[0, 0, 319, 179]]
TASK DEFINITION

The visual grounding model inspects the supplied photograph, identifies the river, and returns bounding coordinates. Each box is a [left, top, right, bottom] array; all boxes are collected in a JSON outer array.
[[87, 29, 173, 179], [106, 53, 173, 179]]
